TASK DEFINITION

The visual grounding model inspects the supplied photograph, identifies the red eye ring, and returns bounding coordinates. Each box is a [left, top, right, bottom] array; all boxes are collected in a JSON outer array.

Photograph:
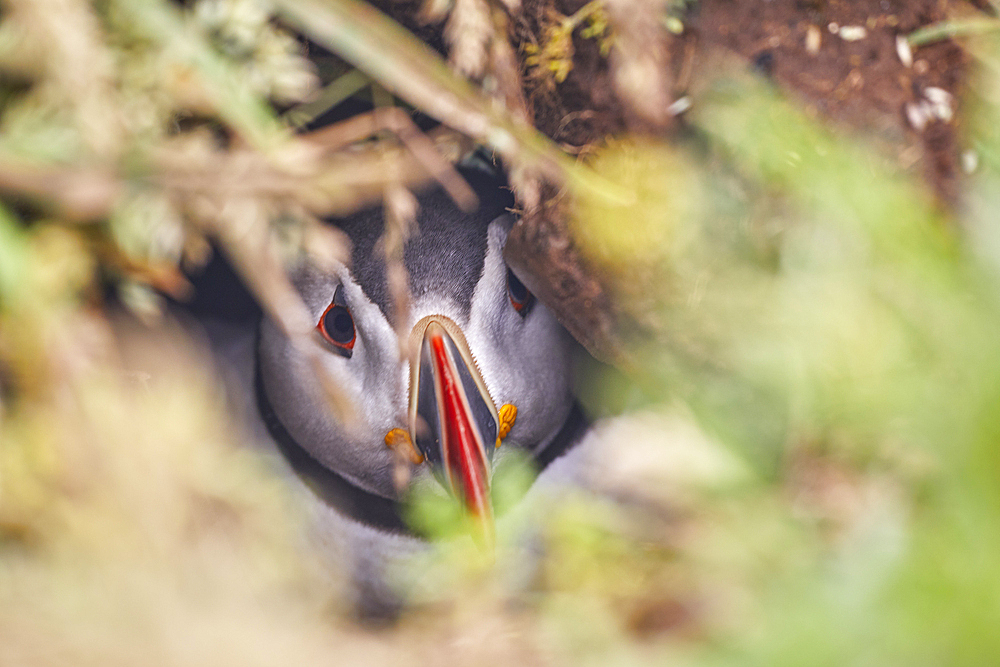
[[317, 302, 356, 355], [509, 294, 528, 313], [506, 268, 534, 316]]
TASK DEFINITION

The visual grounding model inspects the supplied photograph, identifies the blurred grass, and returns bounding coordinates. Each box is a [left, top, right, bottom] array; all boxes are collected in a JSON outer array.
[[3, 0, 1000, 665], [564, 47, 1000, 665]]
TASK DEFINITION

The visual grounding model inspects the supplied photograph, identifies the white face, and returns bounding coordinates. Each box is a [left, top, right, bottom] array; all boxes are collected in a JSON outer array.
[[258, 215, 576, 499]]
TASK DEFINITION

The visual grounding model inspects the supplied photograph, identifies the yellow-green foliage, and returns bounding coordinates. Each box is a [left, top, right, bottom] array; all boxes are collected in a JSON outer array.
[[0, 333, 353, 665], [524, 1, 612, 85]]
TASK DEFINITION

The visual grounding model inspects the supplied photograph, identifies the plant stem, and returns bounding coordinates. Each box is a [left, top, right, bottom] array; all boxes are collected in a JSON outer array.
[[908, 17, 1000, 47]]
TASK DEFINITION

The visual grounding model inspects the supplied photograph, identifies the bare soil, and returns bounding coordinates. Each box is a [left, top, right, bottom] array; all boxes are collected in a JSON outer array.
[[692, 0, 969, 204], [514, 0, 971, 203]]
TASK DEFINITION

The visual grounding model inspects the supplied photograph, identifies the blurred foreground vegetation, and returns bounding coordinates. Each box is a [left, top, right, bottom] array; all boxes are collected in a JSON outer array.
[[3, 0, 1000, 664]]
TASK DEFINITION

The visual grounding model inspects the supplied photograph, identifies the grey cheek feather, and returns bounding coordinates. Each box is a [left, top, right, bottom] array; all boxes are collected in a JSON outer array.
[[263, 264, 405, 499], [292, 263, 405, 418], [512, 311, 575, 450], [258, 317, 398, 498], [465, 217, 575, 453]]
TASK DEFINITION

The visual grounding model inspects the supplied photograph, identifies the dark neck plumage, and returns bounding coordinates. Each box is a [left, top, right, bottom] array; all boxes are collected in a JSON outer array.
[[254, 346, 589, 535]]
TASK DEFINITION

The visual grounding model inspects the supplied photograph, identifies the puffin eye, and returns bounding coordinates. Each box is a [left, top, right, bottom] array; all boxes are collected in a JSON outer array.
[[317, 288, 355, 358], [506, 267, 534, 316]]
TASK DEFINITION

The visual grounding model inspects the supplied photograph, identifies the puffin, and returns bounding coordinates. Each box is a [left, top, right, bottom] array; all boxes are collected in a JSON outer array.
[[208, 167, 589, 618]]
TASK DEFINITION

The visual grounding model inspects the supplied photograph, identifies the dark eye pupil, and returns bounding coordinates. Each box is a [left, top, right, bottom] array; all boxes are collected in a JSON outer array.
[[333, 310, 352, 333], [323, 306, 354, 343], [507, 269, 528, 303]]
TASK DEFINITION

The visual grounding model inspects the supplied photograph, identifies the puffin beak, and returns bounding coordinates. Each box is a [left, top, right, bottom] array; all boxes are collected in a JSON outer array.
[[409, 316, 498, 544]]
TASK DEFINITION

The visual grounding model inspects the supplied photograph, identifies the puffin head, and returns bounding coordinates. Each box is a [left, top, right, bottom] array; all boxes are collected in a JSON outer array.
[[257, 175, 576, 537]]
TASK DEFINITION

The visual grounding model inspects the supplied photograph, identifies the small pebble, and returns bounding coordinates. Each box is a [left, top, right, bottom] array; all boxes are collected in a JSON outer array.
[[962, 149, 979, 174], [905, 101, 929, 132], [896, 35, 913, 67], [924, 86, 955, 122], [828, 22, 840, 34], [924, 86, 953, 106], [838, 26, 868, 41], [667, 96, 692, 116], [914, 59, 929, 74], [806, 25, 821, 54]]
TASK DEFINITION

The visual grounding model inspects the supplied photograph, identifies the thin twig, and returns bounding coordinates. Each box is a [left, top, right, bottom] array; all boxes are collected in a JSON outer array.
[[152, 133, 474, 215], [0, 158, 121, 221], [382, 184, 417, 356], [284, 69, 371, 129], [95, 242, 193, 299], [489, 7, 542, 212], [303, 108, 478, 211]]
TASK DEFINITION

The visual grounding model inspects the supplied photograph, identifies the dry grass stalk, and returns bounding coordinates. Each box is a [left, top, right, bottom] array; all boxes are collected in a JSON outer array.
[[445, 0, 493, 79], [0, 157, 121, 221], [382, 181, 419, 500], [149, 128, 474, 219], [489, 6, 542, 213], [96, 240, 194, 299], [284, 69, 370, 129], [382, 184, 418, 355], [603, 0, 675, 131], [304, 107, 478, 211], [418, 0, 453, 24]]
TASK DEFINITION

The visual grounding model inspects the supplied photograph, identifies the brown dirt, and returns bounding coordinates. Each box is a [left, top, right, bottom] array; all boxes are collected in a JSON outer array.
[[511, 0, 972, 203], [691, 0, 970, 205]]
